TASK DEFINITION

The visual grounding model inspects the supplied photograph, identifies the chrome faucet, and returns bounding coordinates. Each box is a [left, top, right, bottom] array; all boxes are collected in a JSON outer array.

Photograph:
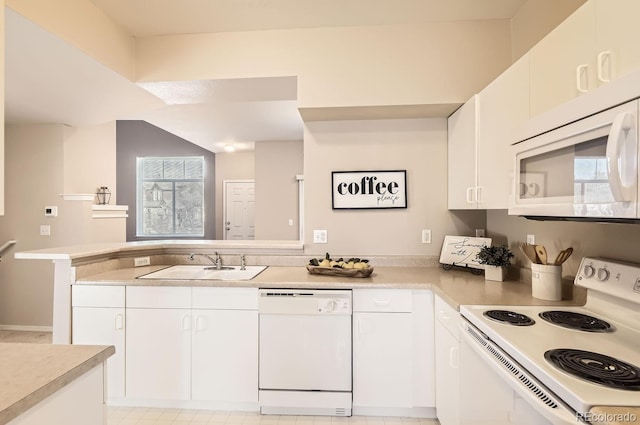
[[188, 252, 222, 270]]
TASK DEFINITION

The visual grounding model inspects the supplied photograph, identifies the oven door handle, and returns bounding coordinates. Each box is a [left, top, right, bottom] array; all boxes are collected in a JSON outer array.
[[460, 322, 579, 424], [606, 111, 637, 203]]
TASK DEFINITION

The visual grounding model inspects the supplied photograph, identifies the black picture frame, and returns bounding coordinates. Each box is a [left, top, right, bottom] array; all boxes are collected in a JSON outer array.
[[331, 170, 407, 210]]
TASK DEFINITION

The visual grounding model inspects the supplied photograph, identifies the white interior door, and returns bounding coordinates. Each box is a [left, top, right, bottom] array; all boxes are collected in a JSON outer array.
[[224, 180, 255, 240]]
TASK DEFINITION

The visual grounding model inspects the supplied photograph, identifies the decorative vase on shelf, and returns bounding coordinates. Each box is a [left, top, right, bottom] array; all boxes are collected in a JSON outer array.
[[476, 244, 514, 282], [484, 265, 507, 282], [96, 186, 111, 205]]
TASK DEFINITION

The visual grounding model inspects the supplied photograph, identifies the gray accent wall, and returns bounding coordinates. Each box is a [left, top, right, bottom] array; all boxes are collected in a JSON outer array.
[[116, 121, 217, 241]]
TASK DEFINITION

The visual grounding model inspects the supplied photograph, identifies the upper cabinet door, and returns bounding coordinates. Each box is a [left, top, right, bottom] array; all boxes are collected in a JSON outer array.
[[447, 96, 478, 210], [530, 0, 640, 118], [529, 1, 597, 117], [594, 0, 640, 86]]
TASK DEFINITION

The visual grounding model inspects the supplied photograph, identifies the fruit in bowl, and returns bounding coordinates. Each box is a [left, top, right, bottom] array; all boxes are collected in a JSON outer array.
[[308, 253, 370, 269], [307, 253, 373, 277]]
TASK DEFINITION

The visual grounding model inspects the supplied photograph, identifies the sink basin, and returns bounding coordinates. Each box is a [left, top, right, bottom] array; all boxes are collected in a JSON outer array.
[[137, 265, 267, 281]]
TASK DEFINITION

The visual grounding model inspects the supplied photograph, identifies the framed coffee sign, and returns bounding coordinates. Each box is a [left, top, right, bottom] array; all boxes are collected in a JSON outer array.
[[331, 170, 407, 209]]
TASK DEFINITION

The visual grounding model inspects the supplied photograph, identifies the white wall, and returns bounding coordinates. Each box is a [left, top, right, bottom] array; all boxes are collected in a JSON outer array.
[[488, 210, 640, 278], [511, 0, 586, 61], [134, 20, 512, 109], [255, 140, 303, 240], [0, 123, 122, 328], [303, 118, 485, 256]]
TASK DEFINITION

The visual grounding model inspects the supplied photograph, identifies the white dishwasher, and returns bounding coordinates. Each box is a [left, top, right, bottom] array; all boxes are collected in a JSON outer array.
[[258, 289, 352, 416]]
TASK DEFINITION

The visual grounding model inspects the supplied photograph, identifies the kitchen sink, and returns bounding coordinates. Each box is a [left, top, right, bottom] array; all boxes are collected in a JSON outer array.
[[137, 265, 267, 281]]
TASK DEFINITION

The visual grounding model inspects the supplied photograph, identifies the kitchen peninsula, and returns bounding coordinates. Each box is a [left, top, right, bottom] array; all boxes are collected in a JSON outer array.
[[15, 240, 585, 344]]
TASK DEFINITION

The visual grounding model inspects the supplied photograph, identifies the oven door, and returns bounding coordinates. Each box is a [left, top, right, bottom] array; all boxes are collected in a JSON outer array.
[[460, 320, 581, 425], [510, 100, 638, 219]]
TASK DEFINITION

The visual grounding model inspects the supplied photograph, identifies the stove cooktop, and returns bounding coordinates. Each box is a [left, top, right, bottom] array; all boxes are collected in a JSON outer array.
[[539, 310, 613, 333], [461, 303, 640, 413], [544, 348, 640, 391]]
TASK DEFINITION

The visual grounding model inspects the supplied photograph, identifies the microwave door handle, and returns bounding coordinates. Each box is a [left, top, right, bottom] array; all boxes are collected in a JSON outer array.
[[606, 112, 637, 202]]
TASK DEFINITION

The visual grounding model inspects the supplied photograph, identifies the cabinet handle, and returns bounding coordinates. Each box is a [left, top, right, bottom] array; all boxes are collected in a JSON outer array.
[[466, 187, 475, 204], [182, 315, 192, 331], [450, 346, 459, 369], [597, 50, 612, 83], [114, 313, 124, 330], [576, 64, 589, 93], [373, 299, 390, 307], [196, 315, 206, 332], [476, 186, 482, 203]]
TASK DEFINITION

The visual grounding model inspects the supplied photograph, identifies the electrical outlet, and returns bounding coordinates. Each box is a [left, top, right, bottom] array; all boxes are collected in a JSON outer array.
[[39, 225, 51, 236], [313, 230, 328, 244], [475, 229, 486, 237], [421, 229, 432, 244], [526, 234, 535, 244], [134, 256, 151, 267]]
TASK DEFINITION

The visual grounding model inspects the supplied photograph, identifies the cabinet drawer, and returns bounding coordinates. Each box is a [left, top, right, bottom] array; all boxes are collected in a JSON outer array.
[[353, 289, 412, 312], [192, 287, 258, 310], [72, 285, 125, 308], [434, 295, 460, 339], [127, 286, 191, 308]]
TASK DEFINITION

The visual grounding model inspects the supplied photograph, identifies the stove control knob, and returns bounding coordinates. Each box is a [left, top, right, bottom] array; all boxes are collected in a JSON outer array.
[[597, 268, 610, 282], [583, 264, 596, 278]]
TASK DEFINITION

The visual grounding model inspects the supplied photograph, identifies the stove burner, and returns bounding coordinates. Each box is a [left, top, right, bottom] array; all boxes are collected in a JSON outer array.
[[483, 310, 535, 326], [545, 349, 640, 391], [539, 311, 613, 333]]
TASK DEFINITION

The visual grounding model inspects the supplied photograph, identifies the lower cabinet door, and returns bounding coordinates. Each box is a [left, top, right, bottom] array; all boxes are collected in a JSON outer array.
[[435, 320, 460, 425], [72, 306, 125, 401], [191, 309, 258, 403], [352, 312, 413, 408], [125, 308, 192, 400]]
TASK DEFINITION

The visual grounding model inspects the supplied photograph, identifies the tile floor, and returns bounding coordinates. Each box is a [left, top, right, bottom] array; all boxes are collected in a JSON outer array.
[[0, 331, 439, 425], [107, 408, 439, 425]]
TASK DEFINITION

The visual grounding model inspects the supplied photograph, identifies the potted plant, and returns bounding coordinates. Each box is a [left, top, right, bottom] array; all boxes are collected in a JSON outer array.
[[476, 245, 514, 281]]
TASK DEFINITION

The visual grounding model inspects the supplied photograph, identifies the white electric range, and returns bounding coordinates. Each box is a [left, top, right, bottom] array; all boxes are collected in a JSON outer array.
[[459, 257, 640, 425]]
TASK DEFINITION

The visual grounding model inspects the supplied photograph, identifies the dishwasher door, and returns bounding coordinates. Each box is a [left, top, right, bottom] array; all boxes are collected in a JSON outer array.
[[258, 289, 352, 392]]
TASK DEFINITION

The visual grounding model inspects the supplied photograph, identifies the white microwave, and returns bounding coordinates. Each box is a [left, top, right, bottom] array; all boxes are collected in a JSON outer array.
[[510, 99, 639, 221]]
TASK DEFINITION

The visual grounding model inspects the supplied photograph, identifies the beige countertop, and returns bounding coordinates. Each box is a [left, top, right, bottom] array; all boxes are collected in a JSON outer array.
[[0, 343, 114, 425], [76, 265, 587, 309]]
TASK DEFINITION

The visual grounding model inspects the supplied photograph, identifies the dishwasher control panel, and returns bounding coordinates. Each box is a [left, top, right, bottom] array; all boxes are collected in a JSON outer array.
[[258, 289, 352, 315], [317, 297, 351, 313]]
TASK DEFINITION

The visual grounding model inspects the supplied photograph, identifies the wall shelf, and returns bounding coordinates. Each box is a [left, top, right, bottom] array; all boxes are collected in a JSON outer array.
[[60, 193, 95, 201], [92, 205, 128, 219]]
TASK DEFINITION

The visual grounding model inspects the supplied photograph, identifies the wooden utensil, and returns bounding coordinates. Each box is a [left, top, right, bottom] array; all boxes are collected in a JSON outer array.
[[535, 245, 548, 265], [520, 243, 539, 264], [553, 247, 573, 265]]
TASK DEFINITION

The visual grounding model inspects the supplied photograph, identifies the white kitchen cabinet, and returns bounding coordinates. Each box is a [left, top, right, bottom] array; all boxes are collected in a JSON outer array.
[[353, 311, 413, 408], [434, 294, 461, 425], [594, 0, 640, 85], [71, 285, 125, 401], [191, 287, 258, 405], [352, 289, 435, 416], [447, 95, 478, 209], [125, 286, 192, 401], [476, 53, 530, 208], [530, 0, 640, 117], [448, 55, 529, 210]]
